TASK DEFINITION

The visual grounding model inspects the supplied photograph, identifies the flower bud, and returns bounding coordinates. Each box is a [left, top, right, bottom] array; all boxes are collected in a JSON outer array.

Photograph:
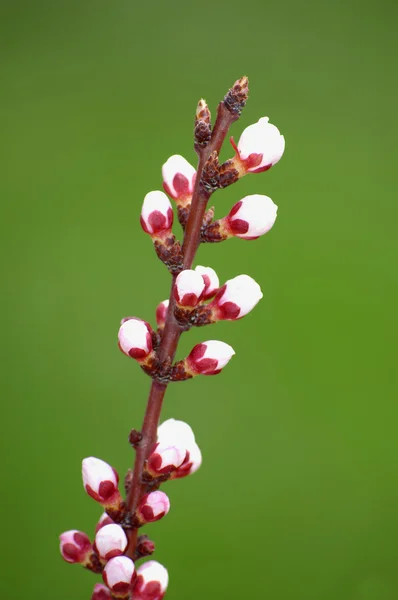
[[133, 561, 169, 600], [172, 442, 202, 479], [233, 117, 285, 174], [157, 418, 195, 448], [136, 491, 170, 524], [194, 265, 219, 299], [224, 195, 278, 239], [136, 535, 156, 558], [155, 300, 169, 329], [162, 155, 196, 205], [210, 274, 263, 320], [118, 317, 153, 362], [95, 524, 128, 560], [91, 583, 112, 600], [186, 340, 235, 375], [174, 269, 205, 307], [82, 457, 122, 508], [102, 556, 136, 598], [140, 191, 173, 237], [146, 440, 187, 477], [59, 530, 92, 564], [95, 512, 115, 533]]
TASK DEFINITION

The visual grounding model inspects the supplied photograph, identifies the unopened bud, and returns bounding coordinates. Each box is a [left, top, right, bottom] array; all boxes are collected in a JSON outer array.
[[232, 116, 285, 174], [82, 457, 122, 509], [136, 535, 156, 558], [140, 191, 173, 237], [118, 317, 154, 362], [174, 269, 205, 308], [95, 524, 128, 561], [95, 512, 115, 533], [210, 274, 263, 320], [162, 155, 196, 206], [102, 556, 136, 599], [133, 561, 169, 600], [224, 76, 249, 116], [146, 440, 187, 477], [194, 265, 219, 299], [136, 491, 170, 524], [194, 99, 212, 149], [222, 194, 278, 239], [185, 340, 235, 376], [155, 299, 169, 329], [172, 442, 202, 479], [91, 583, 112, 600], [59, 530, 92, 564]]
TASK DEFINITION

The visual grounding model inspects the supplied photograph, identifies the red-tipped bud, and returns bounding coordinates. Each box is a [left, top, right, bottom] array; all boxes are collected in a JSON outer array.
[[146, 440, 187, 477], [91, 583, 112, 600], [185, 340, 235, 375], [155, 300, 169, 329], [162, 155, 196, 206], [172, 442, 202, 479], [224, 194, 278, 239], [136, 535, 156, 558], [95, 512, 115, 534], [174, 269, 205, 307], [194, 265, 219, 299], [95, 524, 128, 560], [210, 274, 263, 320], [233, 117, 285, 174], [59, 530, 92, 564], [82, 457, 122, 509], [136, 491, 170, 524], [133, 560, 169, 600], [118, 317, 153, 362], [102, 556, 136, 599], [140, 191, 173, 237]]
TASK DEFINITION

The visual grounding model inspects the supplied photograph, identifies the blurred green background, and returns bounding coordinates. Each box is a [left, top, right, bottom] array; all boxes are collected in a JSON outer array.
[[1, 0, 397, 598]]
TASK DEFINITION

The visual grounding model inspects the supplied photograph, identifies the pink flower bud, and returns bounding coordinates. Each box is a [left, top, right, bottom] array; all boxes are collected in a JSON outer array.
[[210, 274, 263, 320], [172, 442, 202, 479], [225, 195, 278, 239], [133, 561, 169, 600], [59, 530, 92, 564], [174, 269, 205, 307], [82, 457, 121, 508], [140, 191, 173, 236], [155, 300, 169, 329], [92, 583, 112, 600], [118, 318, 153, 361], [95, 524, 128, 560], [146, 440, 187, 477], [194, 265, 219, 299], [95, 512, 115, 534], [162, 155, 196, 205], [186, 340, 235, 375], [103, 556, 136, 598], [136, 491, 170, 524], [234, 117, 285, 174], [157, 418, 195, 448]]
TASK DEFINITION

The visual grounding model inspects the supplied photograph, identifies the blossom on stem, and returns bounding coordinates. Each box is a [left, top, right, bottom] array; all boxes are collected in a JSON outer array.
[[171, 442, 202, 479], [174, 269, 205, 308], [91, 583, 112, 600], [118, 317, 154, 362], [140, 191, 173, 238], [194, 265, 219, 299], [146, 440, 187, 477], [136, 491, 170, 524], [133, 560, 169, 600], [82, 457, 122, 509], [102, 556, 136, 599], [95, 524, 128, 560], [219, 195, 278, 240], [155, 299, 169, 329], [209, 274, 263, 320], [95, 512, 115, 534], [185, 340, 235, 376], [59, 530, 92, 564], [231, 117, 285, 175], [162, 155, 196, 206], [157, 419, 202, 478]]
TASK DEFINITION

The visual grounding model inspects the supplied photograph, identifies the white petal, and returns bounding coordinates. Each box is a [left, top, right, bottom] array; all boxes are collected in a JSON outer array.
[[220, 275, 263, 317], [231, 195, 278, 238], [202, 340, 235, 369], [118, 319, 150, 354]]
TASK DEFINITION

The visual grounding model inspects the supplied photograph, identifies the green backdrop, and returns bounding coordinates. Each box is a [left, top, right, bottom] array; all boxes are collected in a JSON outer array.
[[2, 0, 397, 598]]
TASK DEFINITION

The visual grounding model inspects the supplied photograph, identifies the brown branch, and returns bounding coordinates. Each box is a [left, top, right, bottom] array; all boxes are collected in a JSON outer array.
[[124, 84, 244, 559]]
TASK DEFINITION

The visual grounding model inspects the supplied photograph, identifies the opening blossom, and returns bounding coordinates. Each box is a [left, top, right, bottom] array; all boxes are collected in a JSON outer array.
[[231, 116, 285, 175]]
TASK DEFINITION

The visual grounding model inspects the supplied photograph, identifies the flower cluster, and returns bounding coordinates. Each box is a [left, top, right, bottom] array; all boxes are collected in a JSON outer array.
[[60, 76, 284, 599]]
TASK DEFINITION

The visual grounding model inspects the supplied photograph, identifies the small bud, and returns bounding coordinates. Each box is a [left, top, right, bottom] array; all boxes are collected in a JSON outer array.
[[140, 191, 173, 237], [162, 155, 196, 206], [224, 194, 278, 239], [118, 317, 154, 362], [95, 512, 115, 533], [232, 117, 285, 174], [172, 442, 202, 479], [136, 491, 170, 524], [102, 556, 136, 599], [136, 535, 156, 558], [185, 340, 235, 376], [95, 524, 128, 561], [174, 269, 205, 307], [133, 561, 169, 600], [82, 457, 122, 509], [210, 274, 263, 320], [146, 440, 187, 477], [91, 583, 112, 600], [194, 265, 219, 299], [194, 99, 212, 149], [59, 530, 92, 564], [155, 299, 169, 329], [224, 76, 249, 116]]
